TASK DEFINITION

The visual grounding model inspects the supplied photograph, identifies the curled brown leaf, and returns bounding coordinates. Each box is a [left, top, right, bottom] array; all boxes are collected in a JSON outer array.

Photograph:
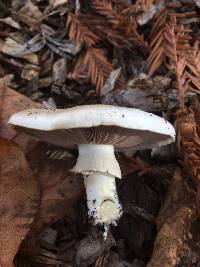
[[0, 138, 40, 267], [0, 86, 41, 153], [21, 144, 84, 256]]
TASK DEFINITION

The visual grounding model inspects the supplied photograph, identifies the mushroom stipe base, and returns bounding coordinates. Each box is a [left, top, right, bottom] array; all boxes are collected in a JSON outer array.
[[72, 144, 123, 226], [83, 171, 122, 225]]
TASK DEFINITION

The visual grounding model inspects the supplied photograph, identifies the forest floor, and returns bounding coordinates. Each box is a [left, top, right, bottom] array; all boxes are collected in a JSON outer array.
[[1, 1, 200, 267]]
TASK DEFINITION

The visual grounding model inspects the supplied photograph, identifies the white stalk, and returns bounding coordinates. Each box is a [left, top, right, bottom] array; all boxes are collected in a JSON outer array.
[[84, 171, 122, 225], [71, 144, 122, 225], [72, 144, 121, 178]]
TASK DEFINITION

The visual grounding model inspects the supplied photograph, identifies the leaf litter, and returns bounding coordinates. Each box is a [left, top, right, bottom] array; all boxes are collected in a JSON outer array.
[[0, 0, 200, 266], [0, 138, 40, 267]]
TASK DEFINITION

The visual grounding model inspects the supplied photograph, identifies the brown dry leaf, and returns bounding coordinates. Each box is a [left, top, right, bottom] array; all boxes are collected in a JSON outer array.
[[118, 154, 152, 177], [91, 1, 147, 49], [147, 168, 196, 267], [123, 0, 154, 14], [0, 86, 41, 152], [0, 17, 21, 30], [21, 144, 84, 255], [101, 67, 122, 96], [0, 138, 40, 267], [67, 13, 100, 47], [69, 48, 113, 93], [82, 48, 114, 93], [14, 0, 43, 27], [174, 108, 200, 216]]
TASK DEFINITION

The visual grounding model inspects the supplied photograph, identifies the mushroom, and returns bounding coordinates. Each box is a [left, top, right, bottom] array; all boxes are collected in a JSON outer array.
[[8, 105, 175, 235]]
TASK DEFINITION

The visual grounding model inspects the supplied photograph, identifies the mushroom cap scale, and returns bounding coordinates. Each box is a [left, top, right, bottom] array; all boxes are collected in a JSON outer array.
[[8, 104, 175, 151]]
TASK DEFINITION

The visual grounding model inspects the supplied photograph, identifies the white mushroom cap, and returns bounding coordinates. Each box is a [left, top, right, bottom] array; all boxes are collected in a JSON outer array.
[[8, 104, 175, 151]]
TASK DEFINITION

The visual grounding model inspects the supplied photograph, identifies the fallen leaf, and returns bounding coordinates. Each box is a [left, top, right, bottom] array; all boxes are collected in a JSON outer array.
[[101, 68, 122, 96], [76, 227, 115, 266], [0, 74, 14, 87], [1, 36, 42, 63], [195, 0, 200, 8], [0, 138, 40, 267], [18, 0, 43, 24], [45, 35, 82, 58], [21, 144, 84, 255], [0, 86, 41, 153], [137, 3, 157, 25], [0, 17, 21, 30], [21, 64, 40, 81], [147, 168, 196, 267], [52, 58, 67, 86], [50, 0, 68, 8]]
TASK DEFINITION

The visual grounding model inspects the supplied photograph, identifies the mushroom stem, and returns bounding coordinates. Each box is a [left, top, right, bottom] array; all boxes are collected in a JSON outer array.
[[83, 171, 122, 225], [73, 144, 121, 178], [72, 144, 122, 225]]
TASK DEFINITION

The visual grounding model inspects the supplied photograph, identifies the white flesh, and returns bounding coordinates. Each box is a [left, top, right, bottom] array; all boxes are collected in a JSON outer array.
[[72, 144, 121, 178], [83, 171, 122, 225], [72, 144, 122, 225], [8, 105, 176, 148]]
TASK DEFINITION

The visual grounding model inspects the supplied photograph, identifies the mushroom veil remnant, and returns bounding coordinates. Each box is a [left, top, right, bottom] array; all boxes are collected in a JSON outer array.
[[9, 105, 176, 234]]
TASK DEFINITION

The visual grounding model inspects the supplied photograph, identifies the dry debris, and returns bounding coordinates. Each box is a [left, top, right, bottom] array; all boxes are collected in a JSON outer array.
[[0, 86, 41, 152], [0, 138, 40, 267], [148, 169, 200, 267], [21, 144, 84, 256], [1, 0, 200, 266]]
